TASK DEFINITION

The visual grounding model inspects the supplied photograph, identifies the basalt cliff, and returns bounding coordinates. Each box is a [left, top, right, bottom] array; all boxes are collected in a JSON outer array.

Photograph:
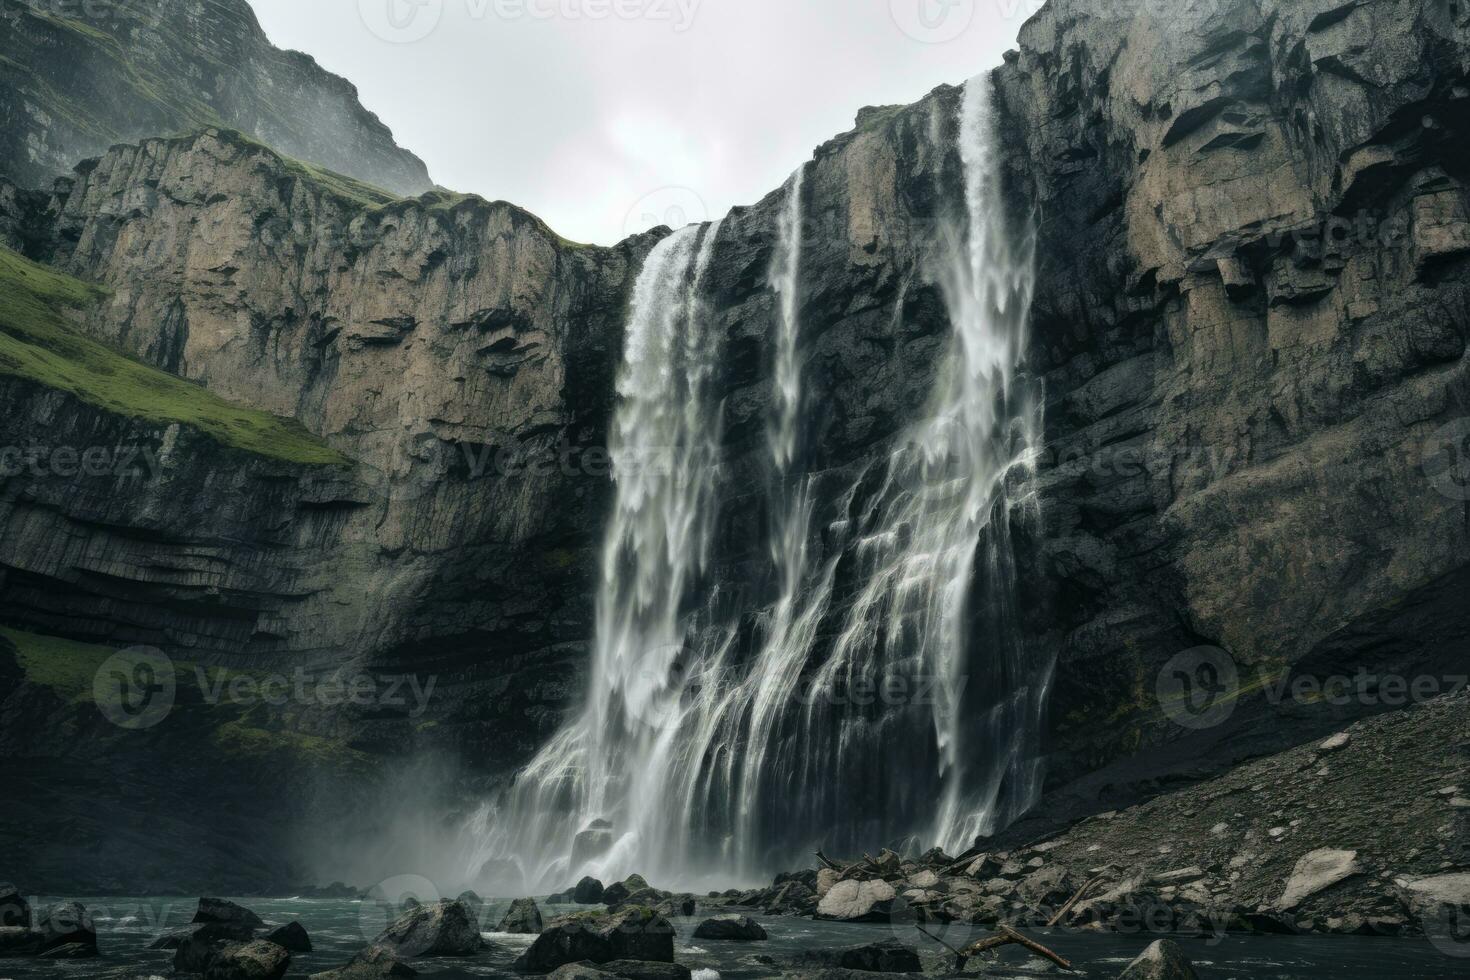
[[0, 0, 1466, 893]]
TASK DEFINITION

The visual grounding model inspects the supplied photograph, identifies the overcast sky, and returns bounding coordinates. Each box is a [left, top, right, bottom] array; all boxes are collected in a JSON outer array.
[[247, 0, 1035, 244]]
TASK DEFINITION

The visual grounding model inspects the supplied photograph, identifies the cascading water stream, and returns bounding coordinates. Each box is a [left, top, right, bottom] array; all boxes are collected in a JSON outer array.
[[467, 71, 1046, 891]]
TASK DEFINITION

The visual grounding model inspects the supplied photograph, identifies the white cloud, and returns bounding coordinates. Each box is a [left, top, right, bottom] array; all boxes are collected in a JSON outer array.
[[249, 0, 1027, 244]]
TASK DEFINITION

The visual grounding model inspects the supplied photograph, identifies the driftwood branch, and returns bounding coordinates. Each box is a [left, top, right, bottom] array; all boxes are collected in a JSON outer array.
[[814, 849, 843, 871], [957, 924, 1072, 972], [1047, 872, 1106, 927]]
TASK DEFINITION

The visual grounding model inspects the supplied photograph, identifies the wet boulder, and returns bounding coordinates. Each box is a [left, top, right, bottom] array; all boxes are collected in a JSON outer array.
[[202, 939, 291, 980], [264, 921, 312, 952], [35, 902, 97, 954], [194, 898, 266, 930], [692, 914, 767, 940], [795, 938, 921, 974], [154, 920, 254, 950], [838, 938, 921, 973], [496, 897, 543, 934], [654, 894, 697, 918], [1117, 939, 1200, 980], [601, 874, 653, 907], [307, 943, 420, 978], [574, 877, 606, 904], [513, 907, 676, 973], [371, 899, 487, 958]]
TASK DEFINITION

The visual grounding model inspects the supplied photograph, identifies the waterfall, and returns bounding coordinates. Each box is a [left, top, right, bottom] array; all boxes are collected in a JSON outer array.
[[468, 71, 1045, 891]]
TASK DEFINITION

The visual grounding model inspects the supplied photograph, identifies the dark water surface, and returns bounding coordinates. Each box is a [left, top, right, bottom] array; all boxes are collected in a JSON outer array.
[[2, 897, 1463, 979]]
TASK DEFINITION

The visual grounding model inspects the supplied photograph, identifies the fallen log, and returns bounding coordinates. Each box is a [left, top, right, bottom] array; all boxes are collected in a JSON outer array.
[[957, 924, 1072, 972]]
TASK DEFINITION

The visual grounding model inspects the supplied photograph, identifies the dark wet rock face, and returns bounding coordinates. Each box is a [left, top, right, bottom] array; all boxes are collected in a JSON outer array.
[[991, 0, 1470, 817], [195, 898, 266, 929], [513, 908, 676, 974], [370, 900, 487, 958]]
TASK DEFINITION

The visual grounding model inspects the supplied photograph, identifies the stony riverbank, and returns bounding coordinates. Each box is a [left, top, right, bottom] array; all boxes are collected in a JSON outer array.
[[687, 690, 1469, 943]]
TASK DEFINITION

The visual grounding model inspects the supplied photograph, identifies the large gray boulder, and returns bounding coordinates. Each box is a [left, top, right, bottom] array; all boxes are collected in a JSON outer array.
[[496, 897, 544, 935], [1117, 939, 1200, 980], [513, 907, 676, 973], [1278, 849, 1361, 910], [815, 879, 896, 922], [574, 877, 606, 904], [371, 899, 487, 958]]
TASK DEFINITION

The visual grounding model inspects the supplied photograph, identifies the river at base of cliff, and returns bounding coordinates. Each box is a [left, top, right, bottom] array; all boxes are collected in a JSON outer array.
[[1, 896, 1463, 979]]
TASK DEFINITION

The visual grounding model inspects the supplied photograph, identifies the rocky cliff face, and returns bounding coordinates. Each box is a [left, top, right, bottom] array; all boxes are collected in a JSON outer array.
[[0, 0, 1466, 892], [992, 0, 1470, 810], [0, 0, 432, 195]]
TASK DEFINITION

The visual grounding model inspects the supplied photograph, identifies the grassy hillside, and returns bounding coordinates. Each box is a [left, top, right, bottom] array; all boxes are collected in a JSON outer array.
[[0, 246, 346, 465]]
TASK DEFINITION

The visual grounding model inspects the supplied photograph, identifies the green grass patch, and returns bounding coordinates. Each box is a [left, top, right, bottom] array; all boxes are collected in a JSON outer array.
[[1, 626, 121, 700], [855, 104, 906, 135], [0, 247, 346, 465], [211, 719, 371, 774]]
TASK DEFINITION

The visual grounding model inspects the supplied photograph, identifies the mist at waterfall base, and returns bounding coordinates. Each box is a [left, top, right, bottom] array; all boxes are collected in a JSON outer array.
[[463, 71, 1052, 896]]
